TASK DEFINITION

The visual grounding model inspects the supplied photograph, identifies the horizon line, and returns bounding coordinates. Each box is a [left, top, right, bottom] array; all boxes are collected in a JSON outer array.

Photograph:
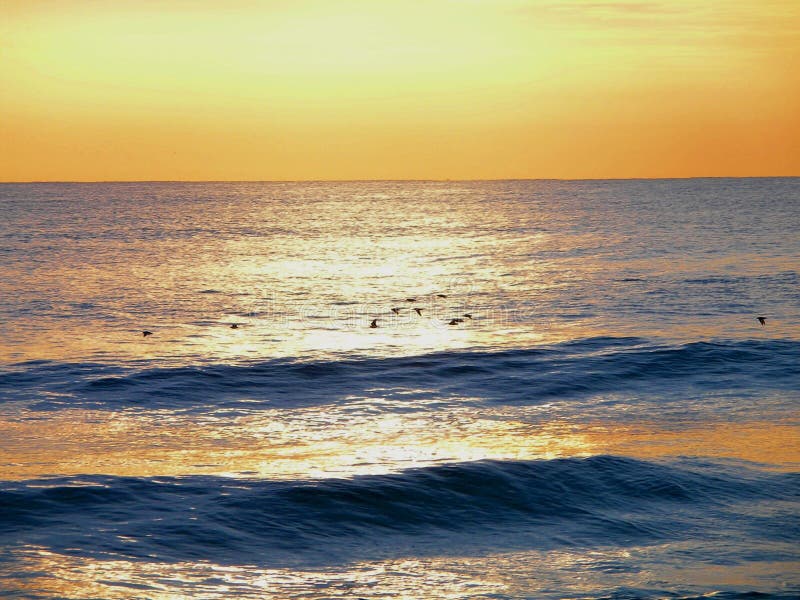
[[1, 175, 798, 185]]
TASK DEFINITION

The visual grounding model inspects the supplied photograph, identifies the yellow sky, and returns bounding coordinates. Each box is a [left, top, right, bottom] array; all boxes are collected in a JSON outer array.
[[1, 0, 798, 181]]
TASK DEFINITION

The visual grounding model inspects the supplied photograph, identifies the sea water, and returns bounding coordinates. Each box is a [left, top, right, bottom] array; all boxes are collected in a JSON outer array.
[[0, 179, 798, 599]]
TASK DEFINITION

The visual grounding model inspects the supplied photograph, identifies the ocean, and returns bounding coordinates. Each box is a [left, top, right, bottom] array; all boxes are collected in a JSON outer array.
[[0, 178, 798, 599]]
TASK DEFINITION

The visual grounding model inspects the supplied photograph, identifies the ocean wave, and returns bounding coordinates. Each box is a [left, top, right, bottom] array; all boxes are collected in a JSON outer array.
[[1, 337, 798, 411], [1, 456, 797, 565]]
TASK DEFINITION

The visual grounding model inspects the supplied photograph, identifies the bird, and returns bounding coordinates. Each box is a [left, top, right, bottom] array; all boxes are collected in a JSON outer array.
[[230, 323, 239, 329], [370, 319, 378, 328], [406, 298, 417, 302], [436, 294, 447, 298], [757, 317, 766, 326], [448, 319, 461, 325], [463, 313, 472, 319], [391, 307, 401, 315], [414, 307, 423, 316], [451, 318, 464, 323], [142, 330, 153, 337]]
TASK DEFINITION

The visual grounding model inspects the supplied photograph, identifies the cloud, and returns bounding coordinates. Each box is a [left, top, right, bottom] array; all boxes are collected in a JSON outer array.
[[515, 0, 687, 27], [509, 0, 800, 52]]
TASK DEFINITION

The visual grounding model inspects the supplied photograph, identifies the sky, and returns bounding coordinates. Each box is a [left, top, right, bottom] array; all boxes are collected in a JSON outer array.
[[1, 0, 798, 181]]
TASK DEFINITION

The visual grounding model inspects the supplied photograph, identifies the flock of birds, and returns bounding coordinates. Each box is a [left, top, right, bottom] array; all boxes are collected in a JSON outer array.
[[142, 313, 768, 337], [141, 310, 769, 337], [370, 293, 472, 329], [141, 293, 475, 337]]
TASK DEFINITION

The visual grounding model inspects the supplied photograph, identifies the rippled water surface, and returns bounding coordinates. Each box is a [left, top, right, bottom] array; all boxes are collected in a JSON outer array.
[[1, 179, 798, 599]]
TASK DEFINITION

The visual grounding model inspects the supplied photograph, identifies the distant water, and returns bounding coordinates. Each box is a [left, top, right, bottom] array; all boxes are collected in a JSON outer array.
[[1, 179, 798, 599]]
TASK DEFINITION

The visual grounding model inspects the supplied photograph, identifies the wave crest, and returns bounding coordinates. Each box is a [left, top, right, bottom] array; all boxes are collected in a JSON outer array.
[[1, 456, 797, 564], [2, 337, 798, 410]]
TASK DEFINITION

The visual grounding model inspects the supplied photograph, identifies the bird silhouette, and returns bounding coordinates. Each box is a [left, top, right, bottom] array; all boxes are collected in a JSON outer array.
[[757, 316, 766, 326], [391, 307, 401, 315], [436, 294, 447, 298], [448, 319, 461, 325], [463, 313, 472, 319], [414, 308, 423, 316], [142, 331, 153, 337], [406, 298, 416, 302], [370, 319, 378, 328], [230, 323, 239, 329]]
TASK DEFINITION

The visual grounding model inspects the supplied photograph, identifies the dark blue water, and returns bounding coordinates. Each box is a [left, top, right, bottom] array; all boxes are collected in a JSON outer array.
[[2, 456, 798, 564], [2, 337, 799, 416], [1, 179, 798, 599]]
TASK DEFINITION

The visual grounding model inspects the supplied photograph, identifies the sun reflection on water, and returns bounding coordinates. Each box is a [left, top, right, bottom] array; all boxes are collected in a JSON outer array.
[[3, 548, 512, 599], [1, 404, 797, 481], [0, 405, 593, 480], [5, 544, 798, 600]]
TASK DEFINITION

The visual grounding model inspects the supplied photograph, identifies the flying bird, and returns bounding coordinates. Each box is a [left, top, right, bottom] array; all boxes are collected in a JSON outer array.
[[436, 294, 447, 298], [414, 308, 423, 316], [406, 298, 416, 302], [757, 317, 766, 326], [230, 323, 239, 329], [391, 307, 401, 315], [448, 319, 461, 325], [142, 331, 153, 337], [370, 319, 378, 328], [463, 313, 472, 319]]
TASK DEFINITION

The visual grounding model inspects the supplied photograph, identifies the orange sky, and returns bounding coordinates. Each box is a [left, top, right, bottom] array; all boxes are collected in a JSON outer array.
[[1, 0, 798, 181]]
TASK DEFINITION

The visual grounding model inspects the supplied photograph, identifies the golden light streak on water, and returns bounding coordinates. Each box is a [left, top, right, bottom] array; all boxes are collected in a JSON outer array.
[[0, 407, 588, 480], [1, 406, 796, 481], [6, 545, 798, 600], [4, 548, 511, 599]]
